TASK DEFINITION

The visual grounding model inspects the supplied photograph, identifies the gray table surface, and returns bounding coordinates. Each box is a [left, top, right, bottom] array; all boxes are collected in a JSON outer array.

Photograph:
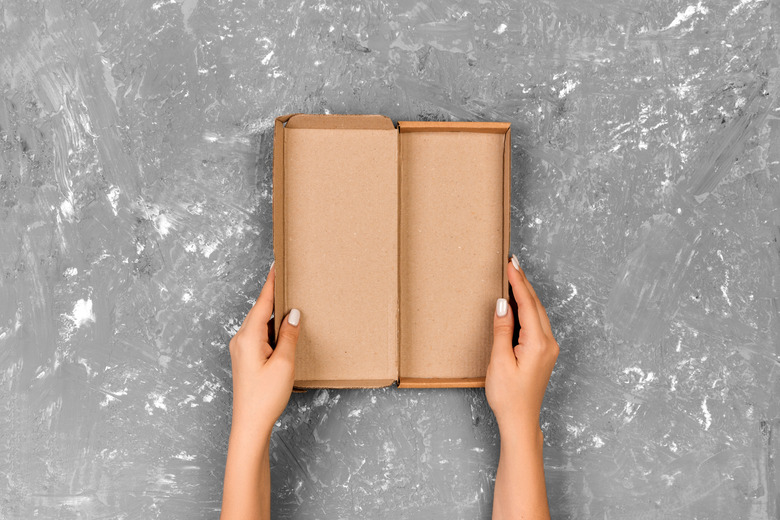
[[1, 0, 778, 518]]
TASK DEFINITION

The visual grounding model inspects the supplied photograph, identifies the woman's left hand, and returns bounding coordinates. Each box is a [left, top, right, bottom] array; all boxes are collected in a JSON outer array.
[[228, 264, 301, 440]]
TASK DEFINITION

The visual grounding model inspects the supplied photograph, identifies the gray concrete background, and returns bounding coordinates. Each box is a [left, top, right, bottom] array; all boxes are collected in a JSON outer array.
[[1, 0, 778, 518]]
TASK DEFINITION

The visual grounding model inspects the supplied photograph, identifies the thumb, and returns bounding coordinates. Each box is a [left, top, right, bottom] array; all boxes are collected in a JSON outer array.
[[491, 298, 515, 364], [272, 308, 300, 364]]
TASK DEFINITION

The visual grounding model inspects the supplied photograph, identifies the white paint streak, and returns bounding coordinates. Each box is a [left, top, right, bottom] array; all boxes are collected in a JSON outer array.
[[155, 213, 173, 237], [60, 199, 75, 220], [200, 239, 219, 258], [622, 401, 638, 424], [661, 470, 682, 486], [174, 450, 196, 461], [701, 397, 712, 430], [566, 423, 585, 438], [68, 299, 95, 328], [623, 366, 655, 391], [730, 0, 759, 15], [559, 283, 577, 306], [559, 79, 579, 99], [665, 1, 709, 30], [100, 394, 117, 407], [149, 392, 168, 411], [108, 186, 120, 215], [721, 270, 732, 306]]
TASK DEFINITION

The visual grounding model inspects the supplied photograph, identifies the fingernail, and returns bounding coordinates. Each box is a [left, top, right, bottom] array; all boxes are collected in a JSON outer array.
[[511, 254, 520, 272], [496, 298, 508, 317], [270, 260, 275, 269], [288, 308, 300, 326]]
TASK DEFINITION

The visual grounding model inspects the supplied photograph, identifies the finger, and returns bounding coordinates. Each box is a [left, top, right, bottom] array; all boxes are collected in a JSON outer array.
[[266, 317, 275, 350], [272, 308, 300, 365], [239, 263, 276, 336], [491, 297, 516, 364], [507, 259, 543, 337], [520, 273, 553, 338]]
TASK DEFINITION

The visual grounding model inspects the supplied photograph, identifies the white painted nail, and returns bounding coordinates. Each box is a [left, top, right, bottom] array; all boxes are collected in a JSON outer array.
[[511, 255, 520, 271], [288, 308, 300, 327], [496, 298, 508, 317], [270, 260, 275, 269]]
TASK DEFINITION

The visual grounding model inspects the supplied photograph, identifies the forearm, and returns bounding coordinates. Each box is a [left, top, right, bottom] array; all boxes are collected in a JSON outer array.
[[493, 420, 550, 520], [221, 428, 272, 520]]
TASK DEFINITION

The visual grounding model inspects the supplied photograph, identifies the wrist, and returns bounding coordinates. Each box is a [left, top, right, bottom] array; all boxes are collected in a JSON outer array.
[[498, 424, 544, 456], [496, 415, 542, 439], [231, 404, 277, 437], [229, 419, 274, 449]]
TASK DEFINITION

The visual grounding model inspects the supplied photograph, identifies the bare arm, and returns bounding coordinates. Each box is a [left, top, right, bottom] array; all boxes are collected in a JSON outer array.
[[220, 264, 301, 520], [222, 430, 271, 518], [486, 256, 559, 520]]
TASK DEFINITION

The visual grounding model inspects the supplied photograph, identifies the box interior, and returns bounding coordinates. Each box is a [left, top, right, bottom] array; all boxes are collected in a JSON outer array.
[[280, 114, 399, 387], [397, 124, 508, 387], [274, 115, 509, 389]]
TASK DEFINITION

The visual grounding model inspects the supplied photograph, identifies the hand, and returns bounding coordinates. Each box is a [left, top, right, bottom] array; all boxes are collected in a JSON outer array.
[[221, 264, 299, 520], [486, 256, 559, 433], [228, 263, 301, 440]]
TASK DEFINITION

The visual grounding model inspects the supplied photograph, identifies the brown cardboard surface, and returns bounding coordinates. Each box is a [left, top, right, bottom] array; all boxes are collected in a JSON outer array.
[[397, 126, 509, 385], [285, 113, 395, 130], [272, 115, 291, 346], [273, 115, 510, 389], [397, 378, 487, 389], [293, 379, 398, 389], [395, 121, 511, 134], [276, 115, 399, 385]]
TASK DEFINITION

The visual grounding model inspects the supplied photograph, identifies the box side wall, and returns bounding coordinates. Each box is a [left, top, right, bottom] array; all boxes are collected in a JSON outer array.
[[503, 128, 511, 301], [397, 377, 485, 388], [398, 130, 507, 381], [287, 114, 394, 129], [398, 121, 510, 133], [273, 116, 288, 341], [294, 379, 396, 389], [283, 127, 399, 384]]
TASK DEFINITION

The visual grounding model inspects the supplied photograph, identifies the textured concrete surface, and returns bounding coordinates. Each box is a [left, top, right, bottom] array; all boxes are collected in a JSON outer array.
[[1, 0, 779, 518]]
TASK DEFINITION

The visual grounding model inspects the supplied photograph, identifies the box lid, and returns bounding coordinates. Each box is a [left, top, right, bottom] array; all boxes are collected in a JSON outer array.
[[274, 114, 400, 387]]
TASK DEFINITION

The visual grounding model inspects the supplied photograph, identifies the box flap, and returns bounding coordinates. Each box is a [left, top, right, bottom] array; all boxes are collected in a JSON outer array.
[[294, 379, 397, 390], [274, 116, 399, 386], [397, 378, 486, 389], [398, 123, 510, 385], [287, 113, 395, 130], [398, 121, 510, 134]]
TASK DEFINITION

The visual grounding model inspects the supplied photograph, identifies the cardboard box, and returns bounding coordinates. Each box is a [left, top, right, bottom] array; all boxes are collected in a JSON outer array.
[[273, 114, 510, 389]]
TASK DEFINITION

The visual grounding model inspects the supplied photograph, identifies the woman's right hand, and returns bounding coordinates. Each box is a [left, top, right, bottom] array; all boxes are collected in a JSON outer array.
[[486, 256, 559, 433]]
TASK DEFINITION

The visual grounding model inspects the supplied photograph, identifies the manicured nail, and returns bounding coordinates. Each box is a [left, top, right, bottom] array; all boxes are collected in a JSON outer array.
[[511, 254, 520, 272], [270, 260, 275, 269], [288, 308, 300, 326], [496, 298, 508, 317]]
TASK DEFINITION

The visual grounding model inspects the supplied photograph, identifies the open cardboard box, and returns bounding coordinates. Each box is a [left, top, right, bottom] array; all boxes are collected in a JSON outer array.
[[273, 114, 510, 389]]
